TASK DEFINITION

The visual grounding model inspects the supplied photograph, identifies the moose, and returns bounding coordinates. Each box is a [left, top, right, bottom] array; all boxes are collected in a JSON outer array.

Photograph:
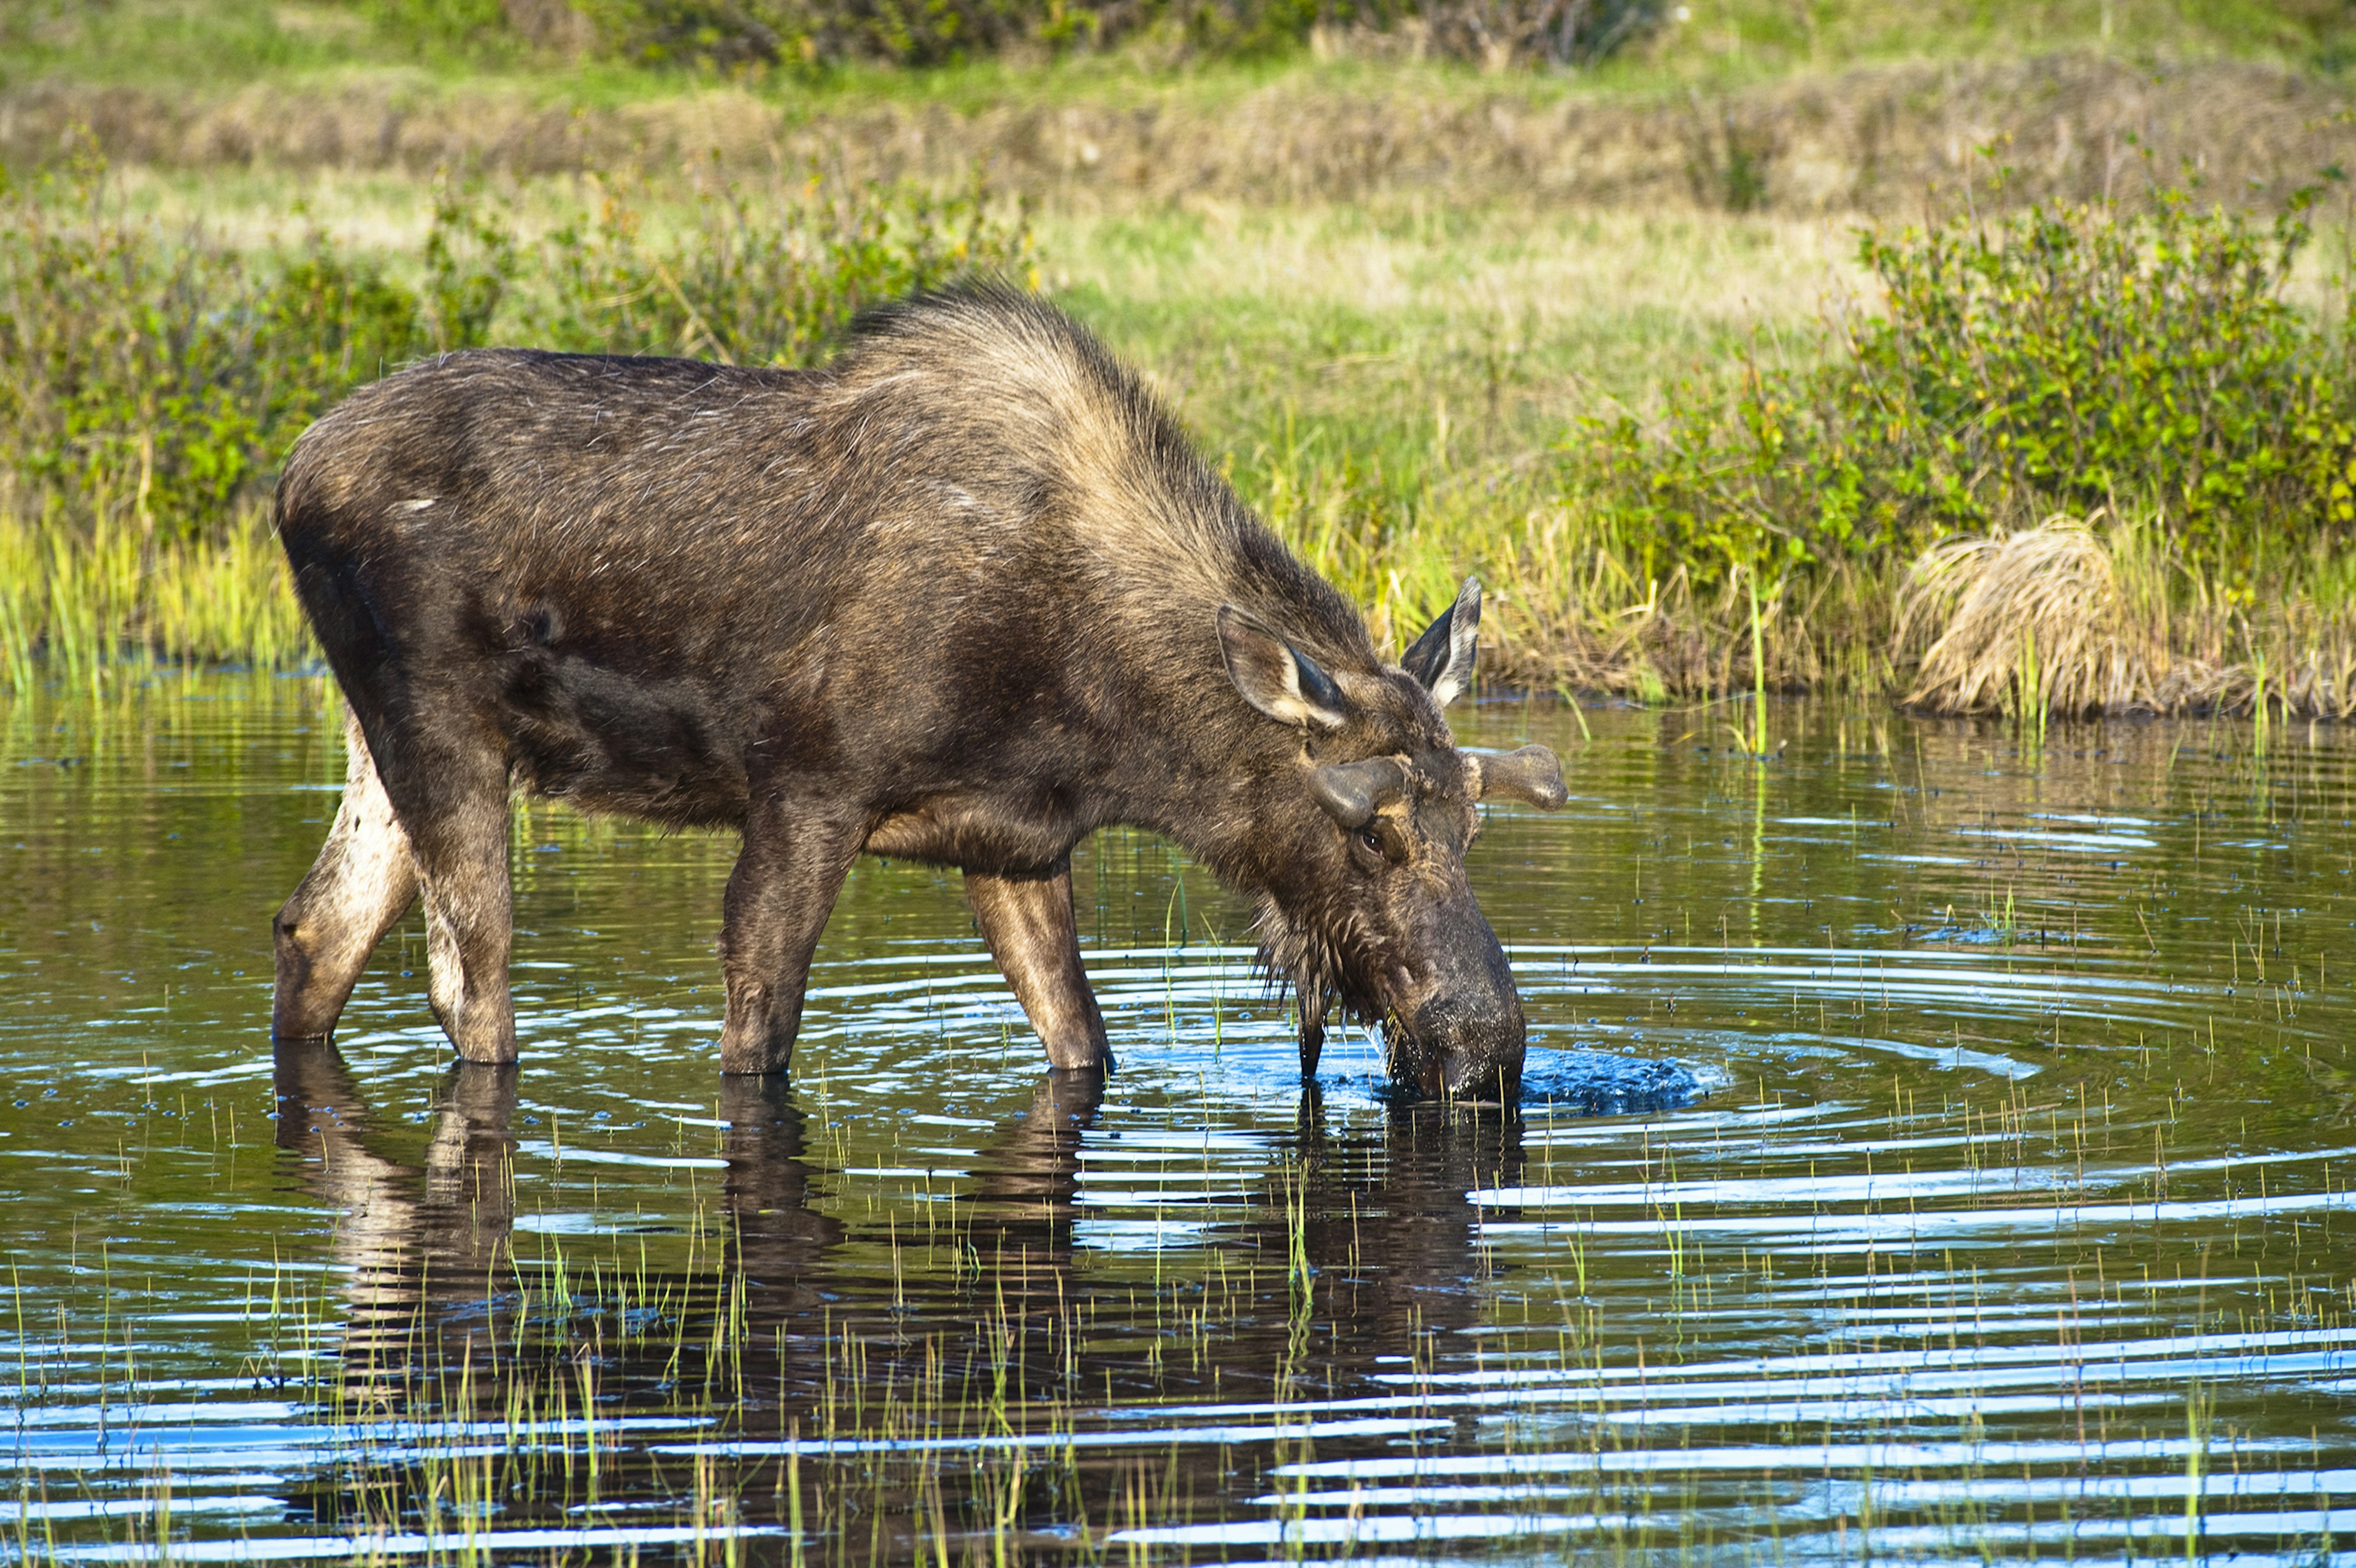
[[268, 287, 1565, 1100]]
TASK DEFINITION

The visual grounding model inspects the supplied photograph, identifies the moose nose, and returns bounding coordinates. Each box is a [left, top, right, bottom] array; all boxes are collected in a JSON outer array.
[[1396, 917, 1526, 1105], [1407, 993, 1526, 1105]]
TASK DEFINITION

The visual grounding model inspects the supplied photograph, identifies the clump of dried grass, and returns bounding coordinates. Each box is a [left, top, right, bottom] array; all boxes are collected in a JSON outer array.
[[1898, 518, 2168, 715]]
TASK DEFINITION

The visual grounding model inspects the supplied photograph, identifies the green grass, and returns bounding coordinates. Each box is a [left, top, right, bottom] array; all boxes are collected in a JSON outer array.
[[9, 0, 2352, 96], [9, 3, 2356, 710], [0, 501, 312, 693], [12, 155, 2356, 713], [1041, 202, 1841, 452]]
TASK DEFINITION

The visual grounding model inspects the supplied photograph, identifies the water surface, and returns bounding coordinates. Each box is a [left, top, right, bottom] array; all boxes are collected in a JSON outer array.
[[2, 675, 2354, 1563]]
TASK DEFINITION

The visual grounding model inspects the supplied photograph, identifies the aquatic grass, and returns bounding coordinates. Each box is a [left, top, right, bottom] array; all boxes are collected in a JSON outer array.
[[17, 1051, 2356, 1566], [0, 488, 314, 693]]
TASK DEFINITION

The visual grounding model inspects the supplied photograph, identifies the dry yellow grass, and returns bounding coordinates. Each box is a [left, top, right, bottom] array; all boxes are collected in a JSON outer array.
[[1900, 520, 2157, 715], [1897, 518, 2356, 720], [10, 53, 2349, 215]]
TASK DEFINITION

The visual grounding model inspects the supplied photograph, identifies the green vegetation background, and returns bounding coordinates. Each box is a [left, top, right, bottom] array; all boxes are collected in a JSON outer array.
[[11, 0, 2351, 91], [5, 0, 2356, 713]]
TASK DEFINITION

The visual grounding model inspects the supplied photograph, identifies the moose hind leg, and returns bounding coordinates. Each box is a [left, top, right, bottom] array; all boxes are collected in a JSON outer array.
[[273, 712, 421, 1040], [347, 710, 518, 1067], [966, 864, 1112, 1072]]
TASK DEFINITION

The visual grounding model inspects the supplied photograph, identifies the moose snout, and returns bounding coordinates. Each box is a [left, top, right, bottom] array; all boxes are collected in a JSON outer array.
[[1404, 991, 1526, 1104], [1388, 910, 1526, 1105]]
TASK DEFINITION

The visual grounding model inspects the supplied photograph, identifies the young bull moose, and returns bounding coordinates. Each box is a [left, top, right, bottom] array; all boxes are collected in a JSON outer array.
[[269, 287, 1566, 1100]]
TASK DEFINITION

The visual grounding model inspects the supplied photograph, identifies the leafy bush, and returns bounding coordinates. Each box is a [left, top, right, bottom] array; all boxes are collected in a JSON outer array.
[[0, 158, 436, 544], [1576, 182, 2356, 600], [0, 155, 1027, 547]]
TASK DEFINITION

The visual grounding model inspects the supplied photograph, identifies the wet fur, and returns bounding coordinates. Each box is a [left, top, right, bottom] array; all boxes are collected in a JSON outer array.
[[271, 285, 1520, 1088]]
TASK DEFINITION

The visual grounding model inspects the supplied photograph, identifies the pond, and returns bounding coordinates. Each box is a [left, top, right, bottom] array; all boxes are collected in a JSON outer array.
[[2, 671, 2353, 1564]]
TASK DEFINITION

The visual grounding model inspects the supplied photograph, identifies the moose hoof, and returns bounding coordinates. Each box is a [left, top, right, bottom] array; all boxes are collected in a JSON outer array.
[[451, 1020, 519, 1066], [718, 1028, 792, 1077]]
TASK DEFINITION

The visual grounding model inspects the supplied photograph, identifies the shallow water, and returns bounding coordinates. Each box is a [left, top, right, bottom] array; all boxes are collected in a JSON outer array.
[[4, 674, 2355, 1564]]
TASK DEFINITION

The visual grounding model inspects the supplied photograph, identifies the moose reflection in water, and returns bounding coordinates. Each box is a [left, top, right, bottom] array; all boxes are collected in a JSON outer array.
[[266, 1040, 1523, 1547], [17, 677, 2356, 1562], [271, 1043, 523, 1414]]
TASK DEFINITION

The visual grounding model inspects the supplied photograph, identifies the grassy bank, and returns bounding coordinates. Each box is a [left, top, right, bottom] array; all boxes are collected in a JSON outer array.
[[7, 6, 2356, 715], [7, 0, 2355, 218], [7, 50, 2350, 222], [9, 152, 2356, 716]]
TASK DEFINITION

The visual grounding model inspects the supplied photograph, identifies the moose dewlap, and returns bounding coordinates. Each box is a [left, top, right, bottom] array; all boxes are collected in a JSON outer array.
[[268, 287, 1566, 1099]]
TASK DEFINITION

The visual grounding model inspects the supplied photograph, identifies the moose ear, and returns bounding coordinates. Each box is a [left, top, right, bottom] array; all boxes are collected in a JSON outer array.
[[1401, 577, 1480, 708], [1219, 606, 1347, 730]]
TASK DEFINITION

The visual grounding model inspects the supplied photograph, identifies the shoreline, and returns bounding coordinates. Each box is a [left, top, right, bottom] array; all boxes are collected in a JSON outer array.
[[7, 546, 2348, 721], [4, 51, 2348, 215]]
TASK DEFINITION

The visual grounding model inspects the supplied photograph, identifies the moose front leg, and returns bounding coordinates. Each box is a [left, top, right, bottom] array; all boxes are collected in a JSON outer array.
[[966, 863, 1111, 1072], [717, 804, 867, 1077], [379, 724, 517, 1066]]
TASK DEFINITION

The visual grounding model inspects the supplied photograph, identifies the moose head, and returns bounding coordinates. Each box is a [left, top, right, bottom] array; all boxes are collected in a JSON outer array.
[[1219, 577, 1566, 1102]]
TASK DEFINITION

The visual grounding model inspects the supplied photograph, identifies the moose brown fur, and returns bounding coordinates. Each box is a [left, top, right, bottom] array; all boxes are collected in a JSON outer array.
[[269, 287, 1564, 1098]]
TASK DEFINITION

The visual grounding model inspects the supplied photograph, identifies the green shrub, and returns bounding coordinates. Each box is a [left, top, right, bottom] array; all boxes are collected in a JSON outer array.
[[0, 155, 1026, 545], [0, 156, 437, 544], [1577, 180, 2356, 601], [422, 182, 522, 352]]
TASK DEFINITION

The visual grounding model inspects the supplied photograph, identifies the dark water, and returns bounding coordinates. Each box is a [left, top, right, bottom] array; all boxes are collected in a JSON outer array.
[[4, 672, 2355, 1564]]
